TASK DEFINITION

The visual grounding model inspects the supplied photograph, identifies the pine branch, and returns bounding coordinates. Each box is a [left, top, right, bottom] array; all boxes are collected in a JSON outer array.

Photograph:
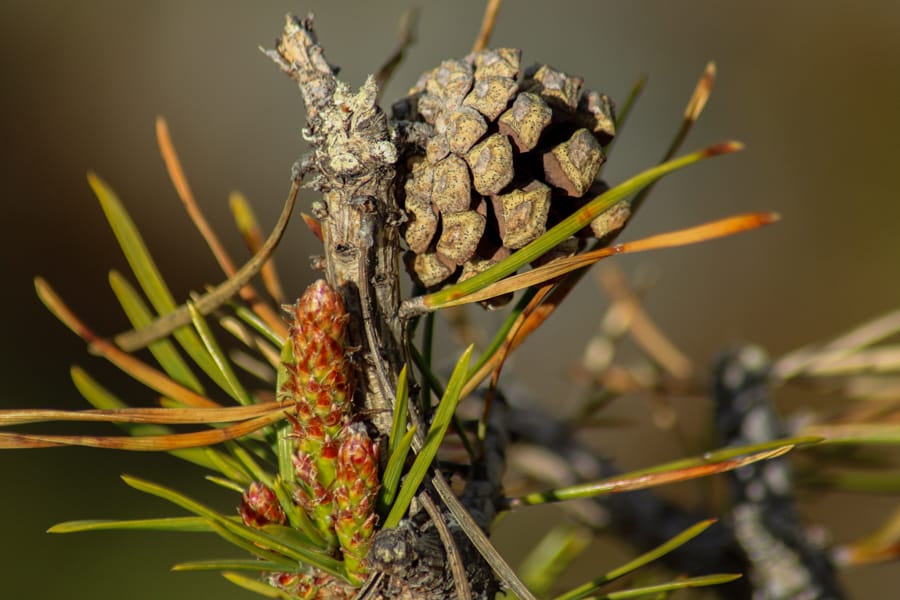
[[267, 14, 515, 599]]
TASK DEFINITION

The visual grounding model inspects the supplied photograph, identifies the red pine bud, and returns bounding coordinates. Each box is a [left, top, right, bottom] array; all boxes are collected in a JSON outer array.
[[335, 423, 380, 503], [239, 482, 286, 528]]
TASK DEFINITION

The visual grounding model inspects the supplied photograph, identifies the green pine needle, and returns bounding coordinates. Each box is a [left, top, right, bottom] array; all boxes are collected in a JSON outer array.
[[121, 475, 346, 580], [388, 364, 410, 457], [109, 270, 204, 394], [378, 425, 417, 515], [204, 475, 247, 494], [554, 520, 718, 600], [222, 572, 293, 599], [411, 142, 741, 313], [187, 302, 255, 406], [803, 423, 900, 445], [272, 476, 328, 549], [48, 516, 217, 534], [513, 437, 818, 506], [556, 573, 742, 600], [233, 304, 286, 347], [69, 366, 222, 470], [87, 172, 232, 391], [517, 525, 593, 596], [206, 521, 300, 570], [384, 346, 473, 529], [173, 559, 287, 572]]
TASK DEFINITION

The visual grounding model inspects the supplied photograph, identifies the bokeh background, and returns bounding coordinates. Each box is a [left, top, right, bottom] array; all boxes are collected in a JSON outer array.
[[2, 1, 899, 597]]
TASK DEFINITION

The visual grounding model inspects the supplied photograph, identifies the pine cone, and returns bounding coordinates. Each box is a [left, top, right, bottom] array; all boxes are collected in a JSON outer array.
[[393, 49, 616, 291]]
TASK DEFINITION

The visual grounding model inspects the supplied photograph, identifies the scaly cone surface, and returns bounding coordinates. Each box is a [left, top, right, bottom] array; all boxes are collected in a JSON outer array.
[[279, 279, 354, 548], [333, 422, 380, 584]]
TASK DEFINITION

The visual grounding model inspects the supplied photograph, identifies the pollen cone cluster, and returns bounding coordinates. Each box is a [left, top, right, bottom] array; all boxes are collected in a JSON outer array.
[[282, 279, 354, 550], [239, 280, 380, 596], [393, 48, 616, 291]]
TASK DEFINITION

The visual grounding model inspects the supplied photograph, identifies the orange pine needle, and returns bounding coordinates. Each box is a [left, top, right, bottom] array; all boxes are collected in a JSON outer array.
[[463, 284, 558, 400], [597, 265, 693, 380], [835, 507, 900, 566], [300, 212, 324, 242], [684, 61, 716, 125], [471, 0, 504, 53], [113, 177, 300, 352], [443, 212, 779, 308], [0, 410, 286, 451], [0, 402, 284, 427], [509, 445, 793, 507], [596, 445, 793, 493], [156, 117, 236, 275], [477, 284, 557, 421], [155, 117, 288, 342], [230, 191, 286, 304]]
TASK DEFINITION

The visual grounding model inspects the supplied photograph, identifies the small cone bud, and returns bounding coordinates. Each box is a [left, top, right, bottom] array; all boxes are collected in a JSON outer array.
[[239, 482, 286, 528], [290, 279, 349, 345], [283, 279, 353, 441], [333, 423, 380, 585], [292, 450, 338, 548], [277, 280, 355, 549], [269, 571, 357, 600], [335, 424, 380, 501]]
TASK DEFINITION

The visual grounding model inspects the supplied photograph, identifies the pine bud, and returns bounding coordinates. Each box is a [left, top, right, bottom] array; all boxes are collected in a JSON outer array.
[[278, 280, 355, 548], [292, 448, 338, 549], [284, 280, 353, 441], [239, 482, 286, 528], [333, 423, 380, 584]]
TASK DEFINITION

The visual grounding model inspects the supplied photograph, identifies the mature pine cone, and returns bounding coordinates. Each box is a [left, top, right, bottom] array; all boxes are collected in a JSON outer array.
[[392, 48, 616, 290]]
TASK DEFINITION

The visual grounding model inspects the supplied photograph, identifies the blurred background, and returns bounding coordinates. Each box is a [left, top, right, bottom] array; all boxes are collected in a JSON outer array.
[[1, 1, 898, 597]]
